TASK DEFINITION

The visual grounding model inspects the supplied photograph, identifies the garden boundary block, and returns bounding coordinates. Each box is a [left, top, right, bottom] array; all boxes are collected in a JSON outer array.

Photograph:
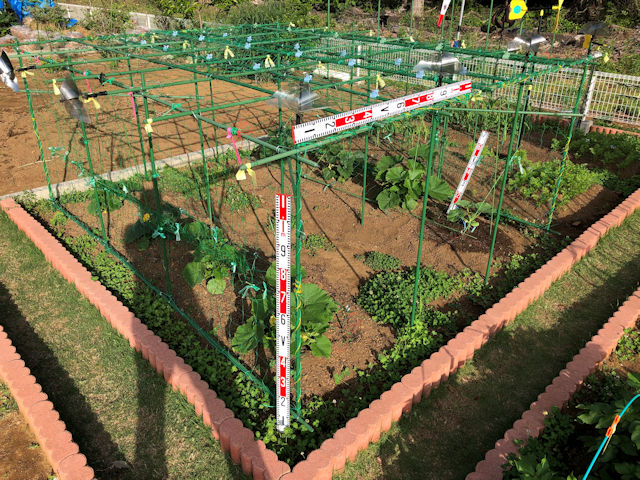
[[530, 114, 640, 138], [0, 320, 95, 480], [1, 187, 639, 479], [467, 286, 640, 480]]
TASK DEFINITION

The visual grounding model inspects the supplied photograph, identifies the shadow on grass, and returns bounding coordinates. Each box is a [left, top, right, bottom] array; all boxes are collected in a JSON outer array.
[[0, 280, 128, 477], [369, 240, 640, 480]]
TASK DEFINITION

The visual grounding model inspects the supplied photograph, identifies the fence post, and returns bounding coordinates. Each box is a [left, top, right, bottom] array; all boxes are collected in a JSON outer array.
[[582, 70, 597, 121]]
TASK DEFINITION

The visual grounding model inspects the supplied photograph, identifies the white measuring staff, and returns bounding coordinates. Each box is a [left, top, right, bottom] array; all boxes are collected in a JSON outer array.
[[447, 130, 490, 214], [438, 0, 452, 26], [292, 80, 472, 144], [275, 193, 291, 432]]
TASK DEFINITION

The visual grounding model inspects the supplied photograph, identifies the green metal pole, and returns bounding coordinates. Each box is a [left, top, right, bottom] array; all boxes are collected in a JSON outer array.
[[361, 134, 369, 225], [546, 58, 591, 229], [437, 114, 449, 178], [485, 0, 494, 50], [140, 71, 173, 298], [293, 152, 303, 414], [410, 113, 439, 326], [484, 81, 526, 282], [14, 45, 52, 200], [193, 69, 214, 223]]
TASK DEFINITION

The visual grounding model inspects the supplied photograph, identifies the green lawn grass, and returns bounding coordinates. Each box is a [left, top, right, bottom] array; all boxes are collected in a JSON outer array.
[[0, 210, 246, 479], [0, 206, 638, 479], [335, 209, 640, 480]]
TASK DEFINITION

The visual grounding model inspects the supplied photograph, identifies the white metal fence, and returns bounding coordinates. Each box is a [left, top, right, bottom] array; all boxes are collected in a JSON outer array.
[[322, 37, 640, 126]]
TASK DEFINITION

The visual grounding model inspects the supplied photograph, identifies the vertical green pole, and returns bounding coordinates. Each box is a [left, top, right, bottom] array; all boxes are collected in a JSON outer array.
[[546, 58, 591, 229], [15, 45, 52, 200], [140, 72, 173, 298], [447, 0, 456, 45], [437, 114, 449, 178], [327, 0, 331, 29], [124, 38, 149, 180], [485, 0, 494, 50], [293, 153, 303, 413], [194, 70, 214, 223], [276, 51, 284, 194], [377, 0, 382, 37], [80, 122, 108, 244], [484, 81, 526, 282], [410, 113, 439, 327], [361, 134, 369, 225]]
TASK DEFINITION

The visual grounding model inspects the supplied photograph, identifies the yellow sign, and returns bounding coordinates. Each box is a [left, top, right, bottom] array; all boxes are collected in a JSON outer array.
[[509, 0, 528, 20], [583, 34, 592, 49], [552, 0, 564, 32]]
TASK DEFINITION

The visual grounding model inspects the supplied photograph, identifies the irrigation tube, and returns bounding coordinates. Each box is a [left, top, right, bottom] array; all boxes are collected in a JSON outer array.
[[582, 393, 640, 480]]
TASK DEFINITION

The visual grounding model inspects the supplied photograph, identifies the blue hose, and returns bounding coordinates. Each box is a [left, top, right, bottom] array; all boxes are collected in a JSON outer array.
[[582, 393, 640, 480]]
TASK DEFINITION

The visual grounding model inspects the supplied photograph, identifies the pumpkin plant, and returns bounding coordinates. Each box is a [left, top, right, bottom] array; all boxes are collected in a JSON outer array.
[[232, 262, 337, 358]]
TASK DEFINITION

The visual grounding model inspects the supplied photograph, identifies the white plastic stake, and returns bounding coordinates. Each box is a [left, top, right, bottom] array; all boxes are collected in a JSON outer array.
[[447, 130, 490, 214], [275, 193, 291, 432], [438, 0, 452, 27]]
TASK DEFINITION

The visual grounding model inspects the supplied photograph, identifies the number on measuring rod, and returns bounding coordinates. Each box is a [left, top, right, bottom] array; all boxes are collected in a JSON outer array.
[[275, 193, 291, 432], [292, 80, 472, 144]]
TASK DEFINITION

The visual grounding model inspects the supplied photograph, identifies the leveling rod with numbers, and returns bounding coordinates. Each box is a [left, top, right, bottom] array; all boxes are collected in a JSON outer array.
[[275, 193, 292, 431], [292, 80, 472, 144]]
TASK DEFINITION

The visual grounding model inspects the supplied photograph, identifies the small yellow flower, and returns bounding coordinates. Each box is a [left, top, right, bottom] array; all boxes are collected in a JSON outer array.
[[269, 315, 276, 327], [142, 213, 151, 222]]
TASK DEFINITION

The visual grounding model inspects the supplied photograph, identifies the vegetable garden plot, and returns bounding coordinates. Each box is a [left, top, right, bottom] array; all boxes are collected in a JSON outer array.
[[2, 23, 614, 465]]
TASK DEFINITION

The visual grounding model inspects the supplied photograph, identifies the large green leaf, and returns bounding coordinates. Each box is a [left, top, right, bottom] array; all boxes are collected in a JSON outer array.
[[231, 322, 258, 354], [385, 166, 404, 183], [298, 283, 338, 328], [183, 261, 204, 287], [409, 144, 429, 160], [377, 189, 401, 210], [309, 335, 332, 357], [206, 277, 226, 295], [427, 175, 453, 201], [375, 155, 399, 179]]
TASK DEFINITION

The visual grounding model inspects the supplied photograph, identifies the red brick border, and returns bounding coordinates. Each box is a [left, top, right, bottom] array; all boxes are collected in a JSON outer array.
[[530, 114, 640, 138], [1, 188, 639, 479], [467, 287, 640, 480], [0, 324, 95, 480]]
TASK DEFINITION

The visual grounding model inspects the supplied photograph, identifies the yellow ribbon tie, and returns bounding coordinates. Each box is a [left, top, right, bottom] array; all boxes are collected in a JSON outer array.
[[182, 40, 190, 50], [236, 163, 256, 184], [409, 35, 415, 42], [369, 29, 374, 37], [376, 73, 385, 89], [552, 0, 564, 32], [265, 55, 275, 68], [144, 118, 153, 134], [52, 79, 60, 96], [20, 70, 34, 78], [461, 40, 467, 48], [151, 33, 158, 43], [81, 97, 101, 110], [224, 45, 235, 59], [289, 22, 295, 27]]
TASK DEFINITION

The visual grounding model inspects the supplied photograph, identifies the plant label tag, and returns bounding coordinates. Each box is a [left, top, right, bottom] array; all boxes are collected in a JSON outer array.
[[275, 193, 291, 432], [447, 130, 489, 214], [292, 80, 472, 144]]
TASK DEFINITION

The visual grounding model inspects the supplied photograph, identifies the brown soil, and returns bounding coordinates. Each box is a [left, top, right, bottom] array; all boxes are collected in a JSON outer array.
[[0, 49, 625, 401], [0, 384, 54, 480]]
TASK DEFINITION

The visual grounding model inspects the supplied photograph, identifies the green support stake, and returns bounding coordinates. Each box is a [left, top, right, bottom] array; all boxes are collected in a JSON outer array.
[[410, 112, 439, 327], [193, 67, 214, 223], [484, 80, 526, 283], [293, 152, 303, 413]]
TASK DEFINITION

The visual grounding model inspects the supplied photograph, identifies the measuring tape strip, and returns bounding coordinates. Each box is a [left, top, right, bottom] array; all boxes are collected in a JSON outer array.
[[447, 130, 490, 214], [275, 193, 291, 432], [292, 80, 472, 145]]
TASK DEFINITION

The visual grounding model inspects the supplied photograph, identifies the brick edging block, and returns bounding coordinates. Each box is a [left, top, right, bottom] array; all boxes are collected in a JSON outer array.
[[2, 188, 639, 480], [0, 324, 95, 480], [467, 286, 640, 480]]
